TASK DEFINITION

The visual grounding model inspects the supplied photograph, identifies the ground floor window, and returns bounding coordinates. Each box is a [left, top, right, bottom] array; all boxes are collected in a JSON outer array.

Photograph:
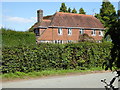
[[68, 40, 72, 43], [54, 40, 63, 44]]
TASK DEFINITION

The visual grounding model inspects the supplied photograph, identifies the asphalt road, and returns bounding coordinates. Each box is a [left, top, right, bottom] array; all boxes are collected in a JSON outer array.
[[2, 72, 119, 88]]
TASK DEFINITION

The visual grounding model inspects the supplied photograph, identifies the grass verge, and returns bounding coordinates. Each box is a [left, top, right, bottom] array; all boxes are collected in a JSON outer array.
[[1, 67, 105, 81]]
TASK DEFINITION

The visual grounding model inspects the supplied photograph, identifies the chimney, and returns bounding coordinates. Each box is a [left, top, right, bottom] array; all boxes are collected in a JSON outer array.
[[37, 9, 43, 22]]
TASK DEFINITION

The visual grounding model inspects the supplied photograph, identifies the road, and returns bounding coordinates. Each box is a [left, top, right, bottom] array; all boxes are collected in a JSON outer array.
[[2, 72, 119, 88]]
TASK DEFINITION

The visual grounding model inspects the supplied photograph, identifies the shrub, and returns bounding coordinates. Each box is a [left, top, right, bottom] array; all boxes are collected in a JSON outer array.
[[1, 28, 36, 47], [2, 42, 112, 74]]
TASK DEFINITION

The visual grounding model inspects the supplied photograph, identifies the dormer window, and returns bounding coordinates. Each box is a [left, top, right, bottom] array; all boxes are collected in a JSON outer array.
[[91, 30, 96, 36], [68, 28, 72, 35], [80, 29, 84, 34], [58, 28, 62, 35]]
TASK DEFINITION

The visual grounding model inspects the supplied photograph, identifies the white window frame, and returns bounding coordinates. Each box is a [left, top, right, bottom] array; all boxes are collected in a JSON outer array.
[[91, 30, 96, 36], [68, 28, 72, 35], [54, 40, 63, 44], [99, 30, 103, 36], [58, 28, 62, 35], [68, 40, 72, 43], [79, 29, 84, 34]]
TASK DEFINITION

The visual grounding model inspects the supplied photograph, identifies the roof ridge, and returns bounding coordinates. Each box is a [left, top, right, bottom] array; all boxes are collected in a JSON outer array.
[[56, 12, 93, 17], [49, 12, 57, 26], [43, 19, 51, 21]]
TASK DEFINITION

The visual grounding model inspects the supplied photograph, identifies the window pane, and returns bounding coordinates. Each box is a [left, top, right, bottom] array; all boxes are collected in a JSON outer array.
[[91, 30, 96, 36], [58, 28, 62, 35], [80, 29, 83, 34], [68, 29, 72, 35]]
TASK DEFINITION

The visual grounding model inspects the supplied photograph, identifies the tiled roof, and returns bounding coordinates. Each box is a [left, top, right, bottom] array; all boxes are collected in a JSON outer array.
[[33, 12, 104, 29]]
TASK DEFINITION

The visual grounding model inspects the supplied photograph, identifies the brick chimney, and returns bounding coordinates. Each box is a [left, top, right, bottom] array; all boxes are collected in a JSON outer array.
[[37, 9, 43, 22]]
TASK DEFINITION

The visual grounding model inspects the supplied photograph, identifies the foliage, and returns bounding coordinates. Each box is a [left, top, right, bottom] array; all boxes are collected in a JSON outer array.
[[59, 3, 67, 12], [78, 34, 95, 42], [2, 67, 103, 80], [68, 7, 71, 13], [1, 28, 36, 47], [95, 0, 117, 28], [72, 8, 77, 13], [2, 42, 112, 74], [79, 8, 86, 14], [104, 18, 120, 70]]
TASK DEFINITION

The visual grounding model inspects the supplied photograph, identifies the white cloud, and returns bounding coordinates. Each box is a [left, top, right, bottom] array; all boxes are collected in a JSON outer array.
[[0, 25, 2, 29], [5, 16, 36, 23]]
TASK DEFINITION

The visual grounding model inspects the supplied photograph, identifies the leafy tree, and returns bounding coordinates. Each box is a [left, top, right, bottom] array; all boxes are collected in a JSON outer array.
[[79, 8, 86, 14], [59, 3, 67, 12], [68, 7, 71, 13], [72, 8, 77, 13]]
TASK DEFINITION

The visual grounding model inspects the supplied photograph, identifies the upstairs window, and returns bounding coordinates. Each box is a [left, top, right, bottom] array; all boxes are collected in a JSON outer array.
[[80, 29, 84, 34], [68, 28, 72, 35], [91, 30, 96, 36], [99, 30, 103, 36], [58, 28, 62, 35]]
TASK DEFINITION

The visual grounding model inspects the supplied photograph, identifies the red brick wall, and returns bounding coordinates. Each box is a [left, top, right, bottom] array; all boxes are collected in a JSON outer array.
[[52, 28, 79, 41], [84, 30, 103, 41], [37, 28, 103, 41]]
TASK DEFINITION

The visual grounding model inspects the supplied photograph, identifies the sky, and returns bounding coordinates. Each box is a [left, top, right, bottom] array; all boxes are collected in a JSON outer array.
[[1, 1, 119, 31]]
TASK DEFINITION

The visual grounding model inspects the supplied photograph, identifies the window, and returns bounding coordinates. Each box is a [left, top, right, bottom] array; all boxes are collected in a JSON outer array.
[[58, 28, 62, 35], [91, 30, 96, 36], [34, 29, 40, 36], [54, 40, 63, 44], [68, 40, 72, 43], [80, 29, 84, 34], [99, 30, 103, 36], [68, 28, 72, 35]]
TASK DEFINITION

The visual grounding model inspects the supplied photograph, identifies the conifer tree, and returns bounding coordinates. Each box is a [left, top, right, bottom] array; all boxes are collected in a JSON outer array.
[[72, 8, 77, 13], [79, 8, 86, 14], [98, 0, 117, 28], [68, 7, 71, 13], [59, 3, 67, 12]]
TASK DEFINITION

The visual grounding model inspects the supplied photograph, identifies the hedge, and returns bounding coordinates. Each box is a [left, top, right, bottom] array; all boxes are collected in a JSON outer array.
[[2, 42, 112, 74], [1, 28, 36, 47]]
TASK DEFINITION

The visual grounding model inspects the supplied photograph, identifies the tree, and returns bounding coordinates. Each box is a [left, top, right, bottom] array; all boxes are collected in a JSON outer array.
[[79, 34, 95, 42], [103, 8, 120, 70], [99, 0, 117, 28], [95, 0, 117, 41], [104, 20, 120, 70], [72, 8, 77, 13], [59, 3, 67, 12], [68, 7, 71, 13], [79, 8, 86, 14]]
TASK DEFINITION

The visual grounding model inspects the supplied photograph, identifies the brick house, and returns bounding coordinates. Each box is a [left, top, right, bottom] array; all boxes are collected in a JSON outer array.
[[32, 9, 104, 43]]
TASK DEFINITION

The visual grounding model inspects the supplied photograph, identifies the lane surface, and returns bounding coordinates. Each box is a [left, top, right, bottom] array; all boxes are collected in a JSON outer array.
[[2, 72, 118, 88]]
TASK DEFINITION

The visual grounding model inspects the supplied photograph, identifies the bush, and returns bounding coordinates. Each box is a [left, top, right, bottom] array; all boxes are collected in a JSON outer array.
[[1, 28, 36, 47], [2, 42, 112, 74]]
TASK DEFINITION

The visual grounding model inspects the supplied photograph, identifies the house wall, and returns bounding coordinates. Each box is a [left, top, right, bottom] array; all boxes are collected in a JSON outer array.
[[84, 30, 103, 41], [36, 28, 104, 43]]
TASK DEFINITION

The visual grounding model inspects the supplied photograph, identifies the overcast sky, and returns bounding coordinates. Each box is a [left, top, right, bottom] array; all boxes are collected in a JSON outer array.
[[1, 1, 118, 31]]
